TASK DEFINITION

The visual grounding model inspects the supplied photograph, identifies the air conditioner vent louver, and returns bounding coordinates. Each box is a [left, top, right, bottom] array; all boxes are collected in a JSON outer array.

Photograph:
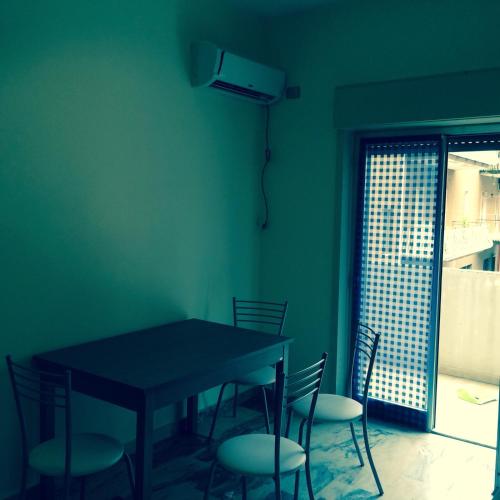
[[209, 80, 274, 103]]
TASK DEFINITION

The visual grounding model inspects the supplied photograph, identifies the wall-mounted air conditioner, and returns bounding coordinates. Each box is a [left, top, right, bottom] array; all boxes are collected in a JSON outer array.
[[190, 41, 286, 105]]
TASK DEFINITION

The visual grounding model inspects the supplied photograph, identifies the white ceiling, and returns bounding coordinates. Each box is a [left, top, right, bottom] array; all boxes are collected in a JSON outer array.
[[230, 0, 341, 16]]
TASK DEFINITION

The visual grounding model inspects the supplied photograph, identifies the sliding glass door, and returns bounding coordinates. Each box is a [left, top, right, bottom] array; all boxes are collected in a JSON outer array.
[[353, 137, 445, 429]]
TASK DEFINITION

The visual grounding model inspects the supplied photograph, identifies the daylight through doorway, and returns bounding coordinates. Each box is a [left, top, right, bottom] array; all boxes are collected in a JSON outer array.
[[435, 142, 500, 448]]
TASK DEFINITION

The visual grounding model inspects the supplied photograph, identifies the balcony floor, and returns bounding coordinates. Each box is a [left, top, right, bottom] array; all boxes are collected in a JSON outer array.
[[434, 373, 499, 447]]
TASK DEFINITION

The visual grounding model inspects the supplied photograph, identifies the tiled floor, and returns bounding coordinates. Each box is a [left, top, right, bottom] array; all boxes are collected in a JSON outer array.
[[76, 397, 496, 500], [435, 373, 499, 447]]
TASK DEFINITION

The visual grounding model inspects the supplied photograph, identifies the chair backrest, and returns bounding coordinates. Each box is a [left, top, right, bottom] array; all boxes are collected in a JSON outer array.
[[274, 353, 328, 476], [232, 297, 288, 336], [6, 355, 72, 475], [349, 322, 381, 407]]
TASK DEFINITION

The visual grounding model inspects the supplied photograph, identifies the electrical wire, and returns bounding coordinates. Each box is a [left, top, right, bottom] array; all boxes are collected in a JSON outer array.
[[260, 105, 271, 230]]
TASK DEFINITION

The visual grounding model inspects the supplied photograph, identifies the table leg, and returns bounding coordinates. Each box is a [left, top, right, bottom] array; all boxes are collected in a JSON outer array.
[[273, 345, 289, 497], [186, 394, 199, 434], [275, 345, 289, 434], [39, 376, 56, 499], [135, 397, 154, 500]]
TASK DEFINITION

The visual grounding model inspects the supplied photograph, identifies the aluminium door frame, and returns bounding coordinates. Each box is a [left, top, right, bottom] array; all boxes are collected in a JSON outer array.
[[349, 122, 500, 432], [426, 135, 448, 431]]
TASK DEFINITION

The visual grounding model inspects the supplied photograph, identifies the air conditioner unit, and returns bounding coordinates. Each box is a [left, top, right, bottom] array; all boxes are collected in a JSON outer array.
[[190, 41, 286, 105]]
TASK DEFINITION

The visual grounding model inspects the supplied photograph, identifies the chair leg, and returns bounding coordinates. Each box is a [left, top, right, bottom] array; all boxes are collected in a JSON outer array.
[[305, 454, 315, 500], [18, 462, 28, 500], [62, 473, 71, 500], [285, 409, 292, 438], [293, 469, 301, 500], [79, 476, 86, 500], [349, 421, 365, 467], [299, 417, 314, 500], [207, 382, 229, 443], [261, 386, 271, 434], [241, 476, 248, 500], [274, 474, 282, 500], [204, 460, 218, 500], [124, 452, 136, 499], [361, 415, 384, 496], [232, 383, 239, 418]]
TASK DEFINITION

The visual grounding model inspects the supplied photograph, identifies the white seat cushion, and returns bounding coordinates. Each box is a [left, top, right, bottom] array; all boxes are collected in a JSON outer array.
[[217, 433, 306, 476], [292, 394, 363, 422], [29, 433, 124, 477], [233, 366, 275, 386]]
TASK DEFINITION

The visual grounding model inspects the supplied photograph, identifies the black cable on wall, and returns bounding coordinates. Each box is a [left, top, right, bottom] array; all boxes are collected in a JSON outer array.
[[260, 105, 271, 230]]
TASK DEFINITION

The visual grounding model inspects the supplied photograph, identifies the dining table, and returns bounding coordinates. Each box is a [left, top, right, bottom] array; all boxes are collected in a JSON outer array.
[[33, 318, 292, 499]]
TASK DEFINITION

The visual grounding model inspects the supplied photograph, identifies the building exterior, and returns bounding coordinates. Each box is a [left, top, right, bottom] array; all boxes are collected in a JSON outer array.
[[443, 152, 500, 272]]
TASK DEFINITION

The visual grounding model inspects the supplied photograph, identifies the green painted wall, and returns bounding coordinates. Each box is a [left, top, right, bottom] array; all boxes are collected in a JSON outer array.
[[4, 0, 500, 496], [0, 1, 266, 496], [261, 0, 500, 393], [334, 67, 500, 129]]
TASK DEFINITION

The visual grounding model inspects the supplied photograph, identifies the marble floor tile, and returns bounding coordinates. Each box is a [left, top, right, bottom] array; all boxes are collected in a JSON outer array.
[[63, 398, 497, 500]]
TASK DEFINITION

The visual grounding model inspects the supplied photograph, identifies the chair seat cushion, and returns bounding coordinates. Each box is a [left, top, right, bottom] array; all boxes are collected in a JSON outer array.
[[29, 433, 124, 477], [233, 366, 276, 386], [217, 433, 306, 476], [292, 394, 363, 422]]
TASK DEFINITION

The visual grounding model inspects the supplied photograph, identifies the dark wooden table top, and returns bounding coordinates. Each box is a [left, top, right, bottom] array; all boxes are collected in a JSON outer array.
[[34, 318, 292, 396]]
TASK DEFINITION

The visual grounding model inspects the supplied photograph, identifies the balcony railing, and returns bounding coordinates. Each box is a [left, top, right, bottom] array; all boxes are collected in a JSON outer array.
[[444, 223, 494, 261], [450, 218, 500, 232]]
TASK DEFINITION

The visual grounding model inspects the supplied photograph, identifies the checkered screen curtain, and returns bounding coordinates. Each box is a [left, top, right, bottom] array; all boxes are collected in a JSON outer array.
[[355, 139, 440, 414]]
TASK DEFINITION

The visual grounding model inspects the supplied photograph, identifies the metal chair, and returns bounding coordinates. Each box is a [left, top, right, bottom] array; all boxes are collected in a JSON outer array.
[[6, 355, 136, 500], [206, 297, 288, 443], [204, 352, 328, 500], [286, 322, 383, 496]]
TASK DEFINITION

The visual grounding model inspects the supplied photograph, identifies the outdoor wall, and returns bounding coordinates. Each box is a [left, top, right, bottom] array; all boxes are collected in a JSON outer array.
[[439, 268, 500, 384], [0, 1, 265, 497], [482, 175, 500, 224], [445, 166, 499, 228], [446, 168, 483, 226], [261, 0, 500, 392]]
